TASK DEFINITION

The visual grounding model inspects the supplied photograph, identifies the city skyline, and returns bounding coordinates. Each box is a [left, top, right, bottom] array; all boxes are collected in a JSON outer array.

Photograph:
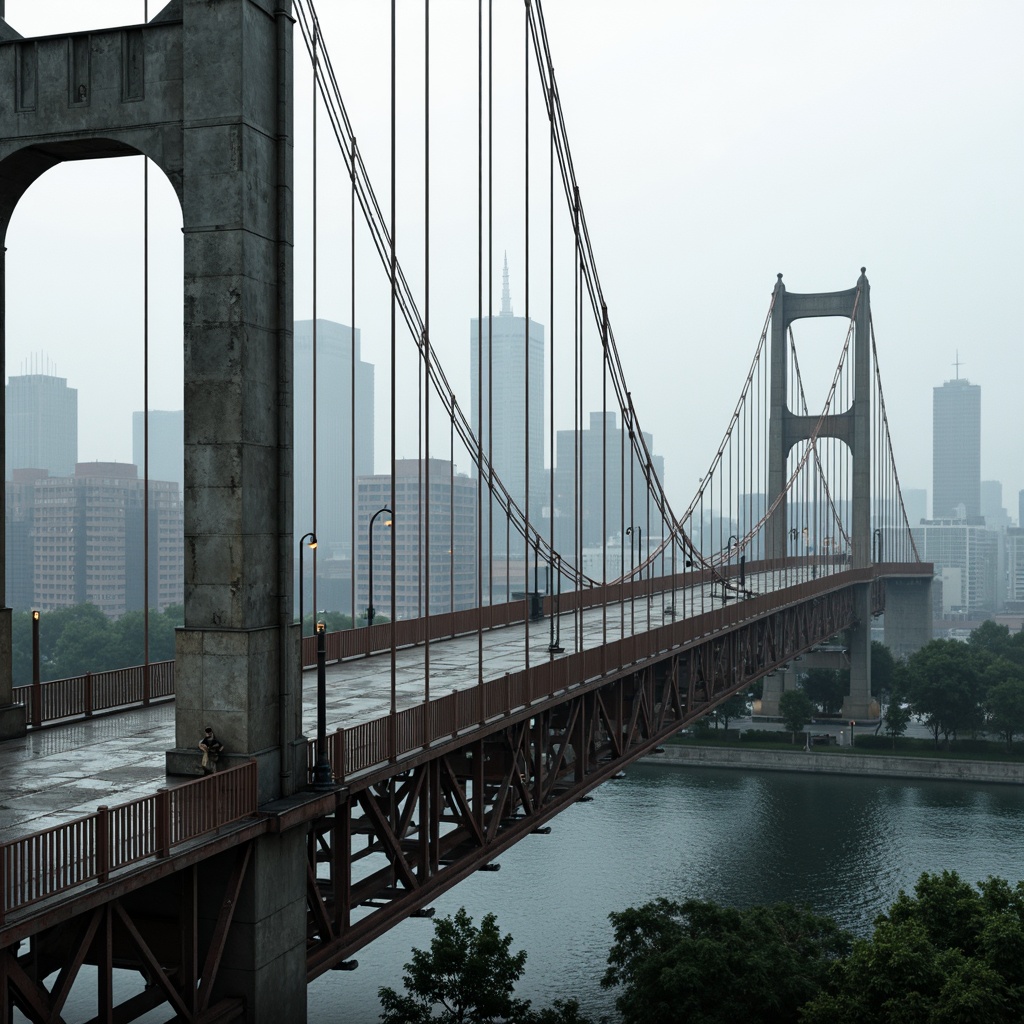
[[1, 2, 1019, 518]]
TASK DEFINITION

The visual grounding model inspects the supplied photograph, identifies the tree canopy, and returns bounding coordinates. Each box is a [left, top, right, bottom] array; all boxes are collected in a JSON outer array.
[[601, 898, 850, 1024], [802, 871, 1024, 1023], [778, 689, 814, 742], [378, 908, 593, 1024]]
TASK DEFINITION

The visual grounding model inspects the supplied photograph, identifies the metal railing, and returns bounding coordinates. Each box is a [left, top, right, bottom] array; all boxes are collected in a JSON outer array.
[[12, 660, 175, 729], [0, 760, 259, 924]]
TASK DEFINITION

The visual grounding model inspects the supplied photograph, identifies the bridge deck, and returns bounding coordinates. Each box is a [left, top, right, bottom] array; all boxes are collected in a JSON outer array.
[[0, 566, 854, 845]]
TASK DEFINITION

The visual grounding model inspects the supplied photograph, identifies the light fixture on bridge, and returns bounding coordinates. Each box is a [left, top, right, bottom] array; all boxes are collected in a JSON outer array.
[[367, 507, 394, 628], [298, 531, 317, 653]]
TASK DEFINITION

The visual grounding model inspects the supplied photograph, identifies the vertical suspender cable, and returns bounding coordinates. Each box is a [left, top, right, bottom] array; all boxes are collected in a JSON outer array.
[[523, 5, 530, 666], [548, 65, 557, 650], [141, 0, 150, 705], [476, 0, 484, 685], [311, 14, 319, 623], [423, 0, 431, 713], [389, 0, 398, 735], [350, 135, 356, 626]]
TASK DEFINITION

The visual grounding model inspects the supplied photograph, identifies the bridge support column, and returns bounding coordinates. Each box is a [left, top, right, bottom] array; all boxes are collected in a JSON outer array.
[[208, 831, 308, 1023], [758, 665, 798, 718], [884, 577, 933, 660], [0, 607, 25, 738], [843, 584, 875, 720]]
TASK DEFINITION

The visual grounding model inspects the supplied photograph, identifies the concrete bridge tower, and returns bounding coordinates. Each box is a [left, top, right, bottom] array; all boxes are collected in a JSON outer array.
[[0, 2, 308, 1016], [766, 270, 875, 719]]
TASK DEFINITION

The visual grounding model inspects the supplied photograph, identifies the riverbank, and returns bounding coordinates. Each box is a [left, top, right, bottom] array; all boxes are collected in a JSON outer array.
[[647, 743, 1024, 785]]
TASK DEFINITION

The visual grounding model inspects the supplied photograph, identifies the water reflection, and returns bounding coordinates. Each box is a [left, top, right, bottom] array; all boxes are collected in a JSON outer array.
[[311, 764, 1024, 1021]]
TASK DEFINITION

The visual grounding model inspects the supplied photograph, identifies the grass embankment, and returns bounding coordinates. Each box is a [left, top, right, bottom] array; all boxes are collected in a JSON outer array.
[[671, 728, 1024, 763]]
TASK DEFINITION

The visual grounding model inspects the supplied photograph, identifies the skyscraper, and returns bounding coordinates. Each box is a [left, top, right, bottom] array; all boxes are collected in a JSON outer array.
[[932, 377, 980, 519], [355, 460, 477, 621], [294, 319, 375, 563], [6, 463, 183, 616], [5, 372, 77, 479], [470, 256, 545, 551], [552, 411, 665, 558], [132, 409, 184, 497]]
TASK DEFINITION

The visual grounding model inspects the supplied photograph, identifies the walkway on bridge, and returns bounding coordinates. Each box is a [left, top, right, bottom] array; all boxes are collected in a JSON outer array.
[[0, 566, 832, 845]]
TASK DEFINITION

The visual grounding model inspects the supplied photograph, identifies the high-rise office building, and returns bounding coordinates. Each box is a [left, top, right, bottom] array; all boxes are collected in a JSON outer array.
[[294, 320, 375, 564], [932, 377, 980, 519], [6, 463, 183, 617], [552, 411, 665, 560], [355, 460, 477, 621], [981, 480, 1010, 530], [913, 517, 998, 617], [901, 488, 928, 526], [6, 372, 77, 479], [470, 257, 545, 550], [132, 409, 184, 497]]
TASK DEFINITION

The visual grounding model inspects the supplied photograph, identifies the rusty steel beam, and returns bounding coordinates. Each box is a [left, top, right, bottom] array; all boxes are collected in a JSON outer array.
[[304, 584, 861, 977]]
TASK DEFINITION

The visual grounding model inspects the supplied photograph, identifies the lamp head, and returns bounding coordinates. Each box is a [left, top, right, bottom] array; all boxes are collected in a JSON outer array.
[[316, 620, 326, 634], [32, 610, 39, 622]]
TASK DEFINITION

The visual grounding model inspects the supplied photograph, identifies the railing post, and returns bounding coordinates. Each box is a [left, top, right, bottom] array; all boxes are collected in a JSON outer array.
[[96, 806, 110, 883], [0, 842, 7, 926], [156, 789, 170, 858], [142, 661, 151, 707], [84, 672, 93, 718], [334, 728, 346, 783]]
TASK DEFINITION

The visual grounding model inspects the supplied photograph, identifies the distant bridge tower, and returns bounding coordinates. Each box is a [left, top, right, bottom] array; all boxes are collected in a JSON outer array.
[[767, 270, 874, 719], [0, 2, 307, 1017]]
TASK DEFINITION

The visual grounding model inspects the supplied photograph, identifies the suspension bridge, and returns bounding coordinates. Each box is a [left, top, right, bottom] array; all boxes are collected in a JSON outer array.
[[0, 1, 931, 1021]]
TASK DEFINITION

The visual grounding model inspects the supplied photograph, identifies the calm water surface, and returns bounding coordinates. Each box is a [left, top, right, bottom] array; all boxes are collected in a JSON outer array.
[[22, 763, 1024, 1023], [310, 763, 1024, 1022]]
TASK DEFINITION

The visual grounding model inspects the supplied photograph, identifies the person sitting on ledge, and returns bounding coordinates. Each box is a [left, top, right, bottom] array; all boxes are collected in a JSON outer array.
[[198, 726, 224, 773]]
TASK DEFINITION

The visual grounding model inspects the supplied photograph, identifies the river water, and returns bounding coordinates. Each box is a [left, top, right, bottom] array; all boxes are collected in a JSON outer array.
[[19, 761, 1024, 1023], [310, 760, 1024, 1022]]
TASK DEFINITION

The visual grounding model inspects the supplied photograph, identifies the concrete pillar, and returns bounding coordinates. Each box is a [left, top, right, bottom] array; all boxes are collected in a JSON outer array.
[[167, 0, 302, 802], [0, 240, 24, 738], [205, 832, 308, 1023], [842, 583, 875, 720], [884, 577, 933, 659]]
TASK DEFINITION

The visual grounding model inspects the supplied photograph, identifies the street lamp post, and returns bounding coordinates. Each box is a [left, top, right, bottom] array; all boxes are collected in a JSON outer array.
[[367, 506, 394, 627], [873, 528, 883, 563], [298, 531, 317, 668], [31, 610, 40, 728], [312, 620, 332, 789], [626, 525, 643, 624]]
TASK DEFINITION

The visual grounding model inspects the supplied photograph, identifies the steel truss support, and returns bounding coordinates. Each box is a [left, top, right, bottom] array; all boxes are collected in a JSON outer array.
[[304, 585, 864, 976], [0, 844, 254, 1024]]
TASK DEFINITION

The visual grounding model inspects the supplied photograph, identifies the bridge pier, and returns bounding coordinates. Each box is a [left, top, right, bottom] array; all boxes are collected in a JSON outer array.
[[209, 832, 309, 1022], [0, 605, 25, 738], [884, 577, 933, 660], [842, 583, 875, 721]]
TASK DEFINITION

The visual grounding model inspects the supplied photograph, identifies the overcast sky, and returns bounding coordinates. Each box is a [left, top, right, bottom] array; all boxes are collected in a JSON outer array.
[[4, 0, 1022, 523]]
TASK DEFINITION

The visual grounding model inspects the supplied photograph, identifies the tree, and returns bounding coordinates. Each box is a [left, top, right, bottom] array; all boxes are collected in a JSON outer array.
[[882, 701, 911, 748], [378, 908, 594, 1024], [711, 692, 750, 730], [904, 639, 982, 747], [985, 672, 1024, 749], [801, 871, 1024, 1024], [801, 668, 847, 716], [870, 641, 896, 702], [601, 897, 851, 1024], [778, 689, 814, 743]]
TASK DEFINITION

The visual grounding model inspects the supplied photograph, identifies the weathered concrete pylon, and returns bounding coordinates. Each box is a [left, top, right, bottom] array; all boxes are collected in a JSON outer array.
[[766, 270, 874, 719], [0, 2, 307, 1017]]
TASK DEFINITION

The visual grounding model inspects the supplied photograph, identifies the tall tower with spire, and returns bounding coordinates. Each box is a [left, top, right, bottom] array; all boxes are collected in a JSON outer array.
[[470, 254, 545, 568]]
